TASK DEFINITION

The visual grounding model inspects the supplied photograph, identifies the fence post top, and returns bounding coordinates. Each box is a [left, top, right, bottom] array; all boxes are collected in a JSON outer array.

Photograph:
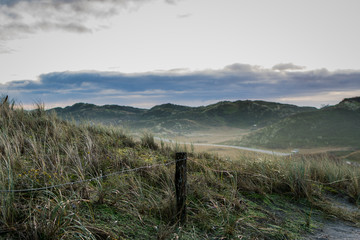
[[175, 152, 187, 158]]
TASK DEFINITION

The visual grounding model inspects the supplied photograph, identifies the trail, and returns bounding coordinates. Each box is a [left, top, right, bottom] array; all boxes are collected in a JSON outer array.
[[306, 221, 360, 240], [304, 194, 360, 240], [155, 137, 291, 156]]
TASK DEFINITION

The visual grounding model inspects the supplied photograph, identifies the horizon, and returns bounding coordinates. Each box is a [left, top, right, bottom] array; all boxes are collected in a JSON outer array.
[[14, 95, 356, 111], [1, 0, 360, 108]]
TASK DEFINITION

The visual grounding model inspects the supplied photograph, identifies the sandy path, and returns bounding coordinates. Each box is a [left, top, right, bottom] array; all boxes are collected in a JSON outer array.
[[306, 221, 360, 240], [304, 195, 360, 240]]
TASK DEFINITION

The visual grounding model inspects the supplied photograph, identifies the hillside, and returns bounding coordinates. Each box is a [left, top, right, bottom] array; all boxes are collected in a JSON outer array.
[[240, 97, 360, 149], [1, 97, 360, 239], [50, 100, 316, 132], [53, 102, 146, 125]]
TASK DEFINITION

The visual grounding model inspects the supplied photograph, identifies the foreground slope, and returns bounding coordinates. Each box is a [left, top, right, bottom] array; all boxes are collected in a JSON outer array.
[[241, 97, 360, 149], [1, 97, 360, 239]]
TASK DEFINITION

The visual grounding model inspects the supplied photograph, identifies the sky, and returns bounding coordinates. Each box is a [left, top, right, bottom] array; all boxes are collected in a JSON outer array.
[[1, 0, 360, 109]]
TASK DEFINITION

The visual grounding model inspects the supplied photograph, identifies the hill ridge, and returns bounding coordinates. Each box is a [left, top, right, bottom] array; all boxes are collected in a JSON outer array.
[[50, 99, 317, 131]]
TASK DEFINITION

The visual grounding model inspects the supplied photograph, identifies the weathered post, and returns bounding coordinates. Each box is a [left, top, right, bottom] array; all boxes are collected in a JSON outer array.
[[175, 152, 187, 224]]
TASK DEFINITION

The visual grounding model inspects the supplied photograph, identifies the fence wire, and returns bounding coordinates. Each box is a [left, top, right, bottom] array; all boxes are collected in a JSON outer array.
[[0, 159, 184, 193]]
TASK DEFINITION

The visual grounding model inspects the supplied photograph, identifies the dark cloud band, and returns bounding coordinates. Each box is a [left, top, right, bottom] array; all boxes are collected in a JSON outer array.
[[272, 63, 306, 71], [1, 64, 360, 108]]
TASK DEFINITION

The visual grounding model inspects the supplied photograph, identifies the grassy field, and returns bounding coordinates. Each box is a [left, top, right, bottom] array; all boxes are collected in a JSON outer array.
[[1, 98, 360, 239], [240, 105, 360, 149], [162, 127, 250, 144], [342, 150, 360, 163], [153, 127, 352, 160]]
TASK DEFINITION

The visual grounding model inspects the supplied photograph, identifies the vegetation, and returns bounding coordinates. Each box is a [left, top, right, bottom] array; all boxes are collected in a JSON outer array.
[[1, 97, 360, 239], [51, 103, 146, 126], [51, 97, 360, 149], [241, 97, 360, 149], [51, 100, 316, 133]]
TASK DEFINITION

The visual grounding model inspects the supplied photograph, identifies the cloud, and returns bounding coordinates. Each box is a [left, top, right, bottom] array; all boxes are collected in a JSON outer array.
[[177, 13, 192, 19], [272, 63, 306, 71], [0, 0, 179, 51], [0, 21, 92, 40], [224, 63, 258, 72], [0, 43, 14, 54], [165, 0, 179, 5], [1, 64, 360, 108], [274, 90, 360, 107]]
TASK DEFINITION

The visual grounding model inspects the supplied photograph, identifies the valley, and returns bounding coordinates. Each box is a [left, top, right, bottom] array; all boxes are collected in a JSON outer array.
[[52, 98, 360, 162]]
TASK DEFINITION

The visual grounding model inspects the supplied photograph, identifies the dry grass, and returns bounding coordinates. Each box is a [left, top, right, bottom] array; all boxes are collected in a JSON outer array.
[[1, 97, 360, 239]]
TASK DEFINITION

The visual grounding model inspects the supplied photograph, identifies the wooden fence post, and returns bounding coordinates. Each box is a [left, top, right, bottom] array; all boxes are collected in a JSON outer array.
[[175, 152, 187, 224]]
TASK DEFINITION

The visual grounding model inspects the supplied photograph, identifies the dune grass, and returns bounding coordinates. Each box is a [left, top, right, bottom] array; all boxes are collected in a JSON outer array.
[[1, 97, 360, 239]]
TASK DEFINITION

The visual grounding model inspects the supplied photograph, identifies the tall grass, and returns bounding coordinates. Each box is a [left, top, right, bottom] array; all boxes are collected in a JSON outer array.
[[1, 97, 360, 239], [0, 98, 138, 238]]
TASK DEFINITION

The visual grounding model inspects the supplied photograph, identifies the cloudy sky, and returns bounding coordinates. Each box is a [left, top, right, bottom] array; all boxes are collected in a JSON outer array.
[[1, 0, 360, 109]]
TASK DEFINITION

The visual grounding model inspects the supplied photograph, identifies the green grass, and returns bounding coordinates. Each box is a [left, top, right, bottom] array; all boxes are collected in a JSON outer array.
[[241, 106, 360, 149], [1, 97, 360, 239], [342, 151, 360, 163]]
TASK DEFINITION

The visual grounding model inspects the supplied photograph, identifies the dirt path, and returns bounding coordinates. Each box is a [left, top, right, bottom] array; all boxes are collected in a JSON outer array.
[[306, 221, 360, 240], [304, 195, 360, 240]]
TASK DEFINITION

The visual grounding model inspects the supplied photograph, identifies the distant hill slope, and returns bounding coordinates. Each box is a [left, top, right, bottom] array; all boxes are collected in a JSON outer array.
[[195, 100, 316, 127], [49, 100, 316, 131], [240, 97, 360, 149], [52, 103, 146, 125]]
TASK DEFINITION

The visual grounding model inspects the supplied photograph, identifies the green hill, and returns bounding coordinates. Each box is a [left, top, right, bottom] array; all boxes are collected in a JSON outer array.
[[50, 100, 316, 131], [241, 97, 360, 149], [52, 102, 146, 125], [196, 100, 316, 127]]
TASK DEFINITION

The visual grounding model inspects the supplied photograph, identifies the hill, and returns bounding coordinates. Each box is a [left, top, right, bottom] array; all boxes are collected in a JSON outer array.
[[240, 97, 360, 149], [1, 96, 360, 239], [50, 100, 316, 132], [53, 102, 146, 125]]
